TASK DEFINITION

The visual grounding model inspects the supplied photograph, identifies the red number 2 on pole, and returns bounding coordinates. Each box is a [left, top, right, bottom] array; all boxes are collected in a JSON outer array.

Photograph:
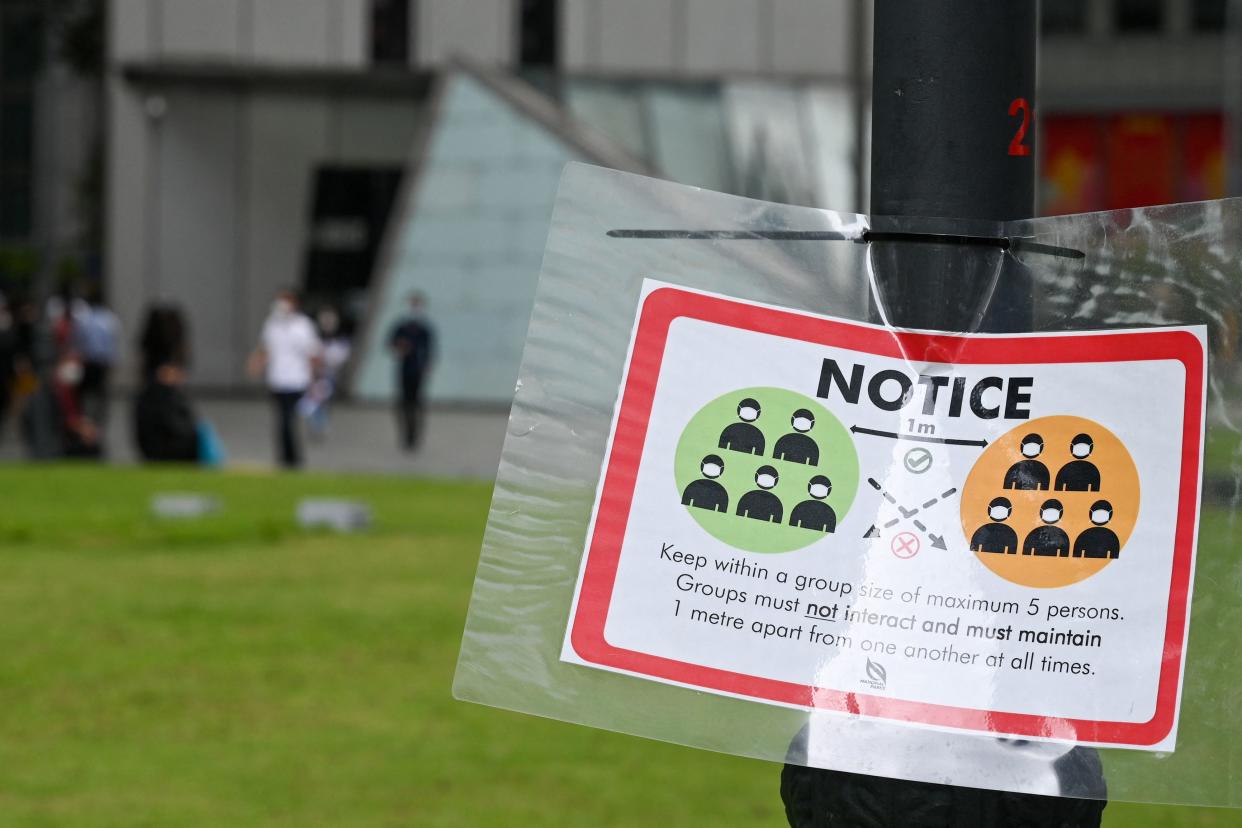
[[1008, 97, 1032, 157]]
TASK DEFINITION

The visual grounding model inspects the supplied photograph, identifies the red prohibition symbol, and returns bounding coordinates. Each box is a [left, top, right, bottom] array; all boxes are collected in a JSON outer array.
[[891, 531, 921, 560], [1008, 97, 1032, 157]]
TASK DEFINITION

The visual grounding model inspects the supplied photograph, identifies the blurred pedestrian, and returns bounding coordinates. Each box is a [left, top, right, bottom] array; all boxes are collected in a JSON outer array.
[[73, 285, 120, 438], [299, 306, 351, 440], [389, 292, 435, 452], [47, 290, 99, 458], [133, 304, 225, 466], [248, 289, 321, 469], [139, 304, 189, 381]]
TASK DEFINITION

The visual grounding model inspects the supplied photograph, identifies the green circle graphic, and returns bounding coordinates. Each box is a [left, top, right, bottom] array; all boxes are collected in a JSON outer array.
[[674, 387, 859, 553]]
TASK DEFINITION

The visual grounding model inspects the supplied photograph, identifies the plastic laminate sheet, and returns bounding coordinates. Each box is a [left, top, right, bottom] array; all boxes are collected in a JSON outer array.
[[455, 163, 1242, 806]]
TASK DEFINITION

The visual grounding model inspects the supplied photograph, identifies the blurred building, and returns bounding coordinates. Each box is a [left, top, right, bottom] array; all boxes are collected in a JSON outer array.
[[1040, 0, 1232, 213], [100, 0, 1235, 405]]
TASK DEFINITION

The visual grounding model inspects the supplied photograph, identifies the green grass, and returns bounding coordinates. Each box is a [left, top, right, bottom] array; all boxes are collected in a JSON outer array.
[[0, 465, 1235, 826]]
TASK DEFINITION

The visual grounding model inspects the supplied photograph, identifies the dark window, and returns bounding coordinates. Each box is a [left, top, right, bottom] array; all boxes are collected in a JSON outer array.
[[371, 0, 410, 65], [1042, 0, 1088, 35], [303, 167, 403, 307], [1116, 0, 1165, 32], [1193, 0, 1227, 30], [0, 5, 41, 241], [1, 9, 43, 80], [519, 0, 558, 68]]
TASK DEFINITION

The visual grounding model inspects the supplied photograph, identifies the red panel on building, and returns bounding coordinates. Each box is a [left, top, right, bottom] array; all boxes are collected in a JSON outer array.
[[1106, 114, 1175, 210], [1042, 112, 1226, 215], [1182, 113, 1226, 203], [1042, 117, 1103, 215]]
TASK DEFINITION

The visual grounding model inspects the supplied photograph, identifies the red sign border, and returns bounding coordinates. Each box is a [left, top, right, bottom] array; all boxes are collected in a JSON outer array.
[[569, 286, 1205, 747]]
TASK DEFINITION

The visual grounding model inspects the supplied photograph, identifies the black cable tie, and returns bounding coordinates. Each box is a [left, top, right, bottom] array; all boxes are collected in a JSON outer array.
[[605, 229, 1085, 259]]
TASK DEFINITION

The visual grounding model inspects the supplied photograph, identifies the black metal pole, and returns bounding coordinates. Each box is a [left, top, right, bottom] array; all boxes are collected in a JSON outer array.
[[782, 3, 1108, 825], [869, 0, 1036, 335]]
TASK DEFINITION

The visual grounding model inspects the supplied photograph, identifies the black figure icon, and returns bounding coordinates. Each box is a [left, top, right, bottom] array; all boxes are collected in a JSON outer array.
[[1055, 433, 1102, 492], [718, 398, 765, 456], [790, 475, 836, 533], [773, 409, 820, 466], [681, 454, 729, 513], [1004, 433, 1050, 491], [970, 497, 1019, 554], [1022, 499, 1071, 557], [737, 465, 783, 523], [1074, 500, 1121, 559]]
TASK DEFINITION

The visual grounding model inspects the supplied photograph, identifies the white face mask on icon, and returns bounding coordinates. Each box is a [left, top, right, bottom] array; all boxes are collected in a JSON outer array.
[[702, 464, 722, 478], [989, 506, 1009, 521], [809, 484, 830, 499], [1022, 442, 1040, 458], [1091, 509, 1110, 524], [793, 417, 813, 432], [740, 407, 758, 422], [757, 474, 776, 489], [1072, 442, 1091, 458], [1041, 508, 1060, 523]]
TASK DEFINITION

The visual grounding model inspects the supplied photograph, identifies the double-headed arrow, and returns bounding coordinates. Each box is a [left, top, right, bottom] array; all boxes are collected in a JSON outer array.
[[850, 424, 987, 448]]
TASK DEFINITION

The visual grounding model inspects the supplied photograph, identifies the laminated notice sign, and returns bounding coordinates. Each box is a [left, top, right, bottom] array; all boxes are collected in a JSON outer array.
[[562, 279, 1206, 751]]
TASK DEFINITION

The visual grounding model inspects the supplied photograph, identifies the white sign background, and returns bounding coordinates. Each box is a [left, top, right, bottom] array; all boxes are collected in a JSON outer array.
[[563, 280, 1205, 751]]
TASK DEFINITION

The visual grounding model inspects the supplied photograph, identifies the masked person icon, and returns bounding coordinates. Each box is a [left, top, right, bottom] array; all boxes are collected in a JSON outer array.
[[1003, 433, 1050, 491], [1023, 499, 1071, 557], [1055, 433, 1102, 492], [790, 475, 836, 533], [718, 397, 765, 456], [1074, 500, 1121, 559], [681, 454, 729, 513], [737, 465, 783, 523], [773, 409, 820, 465], [970, 497, 1019, 554]]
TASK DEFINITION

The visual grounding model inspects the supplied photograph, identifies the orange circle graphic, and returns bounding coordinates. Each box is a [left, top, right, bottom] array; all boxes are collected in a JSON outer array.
[[959, 416, 1139, 589]]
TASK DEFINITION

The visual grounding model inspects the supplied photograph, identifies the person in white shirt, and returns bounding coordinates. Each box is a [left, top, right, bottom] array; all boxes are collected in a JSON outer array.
[[248, 289, 321, 468]]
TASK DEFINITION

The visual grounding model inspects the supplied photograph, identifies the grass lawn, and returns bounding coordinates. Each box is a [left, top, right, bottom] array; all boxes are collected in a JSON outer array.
[[0, 465, 1236, 826]]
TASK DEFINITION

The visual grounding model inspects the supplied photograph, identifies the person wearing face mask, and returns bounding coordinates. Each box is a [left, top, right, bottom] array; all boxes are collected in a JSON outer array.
[[248, 289, 322, 469], [1023, 499, 1070, 557], [773, 408, 820, 466], [789, 475, 836, 533], [1003, 433, 1050, 491], [1073, 501, 1120, 559], [681, 454, 728, 512], [1055, 433, 1101, 492], [970, 496, 1019, 554], [718, 397, 765, 455], [737, 465, 783, 523]]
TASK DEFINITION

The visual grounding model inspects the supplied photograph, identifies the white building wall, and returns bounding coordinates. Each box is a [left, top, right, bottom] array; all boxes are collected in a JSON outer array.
[[158, 0, 245, 60], [110, 0, 368, 66], [251, 0, 368, 66], [684, 0, 764, 74], [563, 0, 855, 77], [154, 92, 245, 385], [416, 0, 515, 66]]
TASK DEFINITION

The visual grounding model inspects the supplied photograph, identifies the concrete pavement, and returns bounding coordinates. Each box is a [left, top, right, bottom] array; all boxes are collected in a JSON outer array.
[[0, 396, 510, 480]]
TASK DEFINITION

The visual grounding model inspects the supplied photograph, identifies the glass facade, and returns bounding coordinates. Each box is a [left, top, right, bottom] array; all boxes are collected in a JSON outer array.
[[354, 71, 862, 404]]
